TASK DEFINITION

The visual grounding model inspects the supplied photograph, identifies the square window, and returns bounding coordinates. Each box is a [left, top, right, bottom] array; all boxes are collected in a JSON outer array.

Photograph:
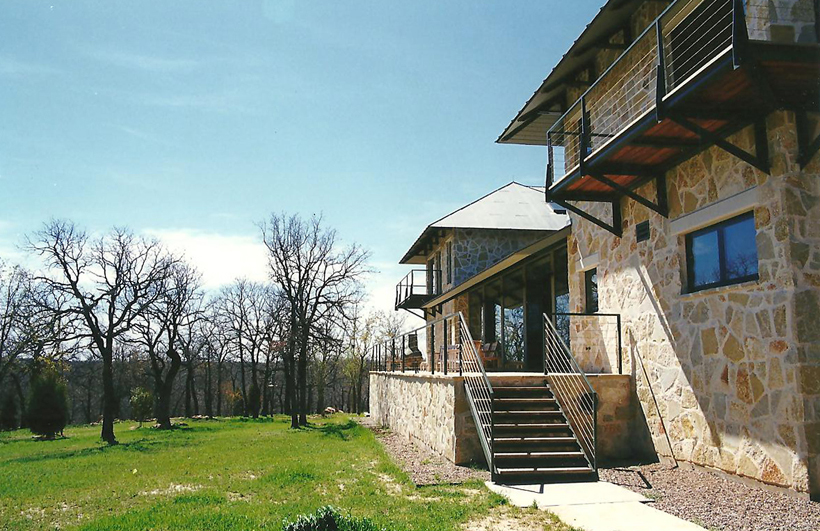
[[685, 212, 758, 292], [585, 268, 599, 313]]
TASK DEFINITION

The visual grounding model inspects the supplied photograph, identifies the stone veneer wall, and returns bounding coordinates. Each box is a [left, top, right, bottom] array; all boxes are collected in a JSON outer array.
[[369, 372, 483, 465], [566, 110, 819, 498], [451, 229, 549, 286]]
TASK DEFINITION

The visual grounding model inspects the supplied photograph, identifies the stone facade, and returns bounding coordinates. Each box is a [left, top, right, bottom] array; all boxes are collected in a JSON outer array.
[[369, 372, 483, 464], [566, 110, 820, 498]]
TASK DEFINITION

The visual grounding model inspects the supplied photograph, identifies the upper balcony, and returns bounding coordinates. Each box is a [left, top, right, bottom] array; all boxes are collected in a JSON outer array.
[[395, 269, 442, 311], [542, 0, 820, 236]]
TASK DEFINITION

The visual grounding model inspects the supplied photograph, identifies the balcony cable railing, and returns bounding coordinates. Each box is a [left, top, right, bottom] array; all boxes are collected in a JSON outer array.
[[547, 0, 741, 187], [543, 313, 598, 472], [370, 311, 496, 477]]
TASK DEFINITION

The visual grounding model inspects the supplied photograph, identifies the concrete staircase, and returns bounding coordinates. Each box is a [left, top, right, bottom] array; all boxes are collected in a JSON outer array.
[[488, 375, 596, 484]]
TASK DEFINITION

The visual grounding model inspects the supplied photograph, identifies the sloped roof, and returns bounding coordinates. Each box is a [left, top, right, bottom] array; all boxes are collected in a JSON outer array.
[[497, 0, 652, 146], [400, 182, 570, 264]]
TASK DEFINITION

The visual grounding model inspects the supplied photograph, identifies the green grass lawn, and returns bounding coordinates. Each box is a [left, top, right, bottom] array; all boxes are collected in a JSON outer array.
[[0, 416, 574, 531]]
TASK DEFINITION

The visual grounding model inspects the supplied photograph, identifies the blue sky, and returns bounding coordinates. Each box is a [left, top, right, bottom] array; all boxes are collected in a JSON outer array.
[[0, 0, 601, 313]]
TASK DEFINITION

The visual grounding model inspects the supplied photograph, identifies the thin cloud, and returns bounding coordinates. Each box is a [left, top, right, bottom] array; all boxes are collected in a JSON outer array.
[[0, 56, 62, 77], [86, 49, 202, 73]]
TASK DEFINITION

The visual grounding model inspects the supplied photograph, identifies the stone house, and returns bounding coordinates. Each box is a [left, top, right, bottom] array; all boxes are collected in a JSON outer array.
[[371, 0, 820, 498]]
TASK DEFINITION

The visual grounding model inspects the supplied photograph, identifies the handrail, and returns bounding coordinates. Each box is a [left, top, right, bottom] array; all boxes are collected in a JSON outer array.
[[543, 313, 598, 473], [369, 311, 496, 478], [395, 268, 442, 309], [553, 312, 623, 374]]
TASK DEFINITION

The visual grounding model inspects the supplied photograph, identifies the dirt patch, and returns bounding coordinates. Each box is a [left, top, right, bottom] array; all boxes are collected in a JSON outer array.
[[359, 417, 489, 486], [463, 507, 569, 531], [600, 463, 820, 531], [139, 483, 201, 497]]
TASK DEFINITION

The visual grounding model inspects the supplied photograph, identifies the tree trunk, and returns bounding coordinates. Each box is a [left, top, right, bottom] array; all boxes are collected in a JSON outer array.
[[216, 362, 223, 416], [101, 349, 118, 445], [155, 350, 182, 429]]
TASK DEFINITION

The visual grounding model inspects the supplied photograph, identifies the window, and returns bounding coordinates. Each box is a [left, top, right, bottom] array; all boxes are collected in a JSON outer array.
[[685, 212, 758, 292], [585, 268, 598, 313]]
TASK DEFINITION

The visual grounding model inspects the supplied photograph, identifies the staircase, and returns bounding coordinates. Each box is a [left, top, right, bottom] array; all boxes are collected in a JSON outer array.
[[490, 376, 597, 484]]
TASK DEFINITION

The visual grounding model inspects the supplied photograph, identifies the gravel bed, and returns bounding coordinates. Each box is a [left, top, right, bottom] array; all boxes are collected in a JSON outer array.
[[358, 417, 489, 486], [599, 462, 820, 531]]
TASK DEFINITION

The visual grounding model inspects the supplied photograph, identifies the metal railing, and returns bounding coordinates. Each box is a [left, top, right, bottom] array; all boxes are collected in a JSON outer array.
[[544, 313, 598, 472], [394, 269, 442, 310], [547, 0, 745, 187], [369, 311, 496, 477]]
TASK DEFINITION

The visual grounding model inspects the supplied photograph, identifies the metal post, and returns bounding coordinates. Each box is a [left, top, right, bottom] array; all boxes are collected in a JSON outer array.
[[732, 0, 748, 69], [546, 132, 554, 199], [655, 20, 666, 121], [430, 323, 435, 375], [593, 392, 599, 474], [391, 338, 396, 372], [402, 335, 406, 373], [616, 314, 623, 375], [443, 317, 449, 375], [579, 97, 589, 173], [490, 394, 496, 482]]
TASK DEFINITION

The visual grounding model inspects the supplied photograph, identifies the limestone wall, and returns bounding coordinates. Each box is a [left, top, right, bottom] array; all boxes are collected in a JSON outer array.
[[451, 229, 549, 286], [369, 372, 483, 465], [565, 110, 819, 497]]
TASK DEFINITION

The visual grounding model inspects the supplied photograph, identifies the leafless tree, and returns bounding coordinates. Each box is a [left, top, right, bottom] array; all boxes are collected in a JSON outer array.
[[133, 262, 202, 429], [28, 221, 177, 444], [0, 261, 31, 388], [213, 280, 272, 418], [260, 213, 370, 428]]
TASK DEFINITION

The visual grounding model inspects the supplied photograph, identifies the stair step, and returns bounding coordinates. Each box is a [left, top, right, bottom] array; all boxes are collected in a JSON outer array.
[[493, 398, 558, 411], [494, 450, 584, 459], [493, 386, 553, 398], [494, 411, 566, 423], [494, 466, 597, 485]]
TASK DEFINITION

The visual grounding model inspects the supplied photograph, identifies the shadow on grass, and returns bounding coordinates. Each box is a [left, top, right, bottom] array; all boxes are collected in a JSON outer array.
[[310, 419, 361, 440]]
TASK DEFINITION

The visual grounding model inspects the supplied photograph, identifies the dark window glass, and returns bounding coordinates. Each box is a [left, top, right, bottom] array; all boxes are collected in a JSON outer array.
[[585, 268, 599, 313], [686, 212, 758, 292]]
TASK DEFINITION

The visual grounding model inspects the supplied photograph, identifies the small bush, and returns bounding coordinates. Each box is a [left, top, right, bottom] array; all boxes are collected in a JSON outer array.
[[27, 363, 69, 438], [130, 387, 153, 427], [283, 506, 384, 531], [0, 393, 17, 431]]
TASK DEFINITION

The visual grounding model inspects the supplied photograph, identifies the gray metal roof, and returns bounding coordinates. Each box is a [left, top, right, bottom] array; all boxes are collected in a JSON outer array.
[[497, 0, 655, 146], [399, 182, 570, 264]]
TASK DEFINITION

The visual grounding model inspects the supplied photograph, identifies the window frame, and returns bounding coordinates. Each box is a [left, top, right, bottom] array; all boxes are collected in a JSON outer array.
[[684, 211, 759, 293], [584, 268, 599, 313]]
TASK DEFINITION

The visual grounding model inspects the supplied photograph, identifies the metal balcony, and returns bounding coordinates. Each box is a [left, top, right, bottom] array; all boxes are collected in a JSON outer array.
[[546, 0, 820, 236], [395, 269, 442, 311]]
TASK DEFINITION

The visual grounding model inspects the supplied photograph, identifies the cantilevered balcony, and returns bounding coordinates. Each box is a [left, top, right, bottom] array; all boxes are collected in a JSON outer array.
[[395, 269, 442, 311], [546, 0, 820, 236]]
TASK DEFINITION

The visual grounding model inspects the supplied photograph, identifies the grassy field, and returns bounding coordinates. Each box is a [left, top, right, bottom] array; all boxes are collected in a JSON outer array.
[[0, 416, 574, 531]]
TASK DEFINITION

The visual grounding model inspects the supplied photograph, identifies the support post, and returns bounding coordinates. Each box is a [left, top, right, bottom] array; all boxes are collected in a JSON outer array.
[[443, 317, 449, 375], [402, 335, 406, 373], [655, 20, 666, 121], [580, 96, 590, 173], [391, 338, 396, 372], [732, 0, 748, 69], [430, 323, 435, 375], [616, 314, 623, 375]]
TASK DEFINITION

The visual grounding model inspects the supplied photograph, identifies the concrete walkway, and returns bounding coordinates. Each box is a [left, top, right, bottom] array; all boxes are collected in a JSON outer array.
[[487, 481, 706, 531]]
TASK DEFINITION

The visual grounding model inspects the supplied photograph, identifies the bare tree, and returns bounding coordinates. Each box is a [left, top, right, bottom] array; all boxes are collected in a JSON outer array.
[[260, 213, 370, 427], [0, 261, 30, 388], [133, 262, 201, 429], [28, 221, 176, 444], [214, 280, 272, 418]]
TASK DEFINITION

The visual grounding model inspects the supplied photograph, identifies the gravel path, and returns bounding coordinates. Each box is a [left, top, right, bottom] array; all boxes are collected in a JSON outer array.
[[359, 417, 489, 486], [599, 463, 820, 531]]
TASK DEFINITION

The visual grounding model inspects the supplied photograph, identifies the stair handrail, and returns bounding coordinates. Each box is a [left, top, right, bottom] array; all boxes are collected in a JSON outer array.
[[543, 313, 598, 473], [456, 312, 496, 480]]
